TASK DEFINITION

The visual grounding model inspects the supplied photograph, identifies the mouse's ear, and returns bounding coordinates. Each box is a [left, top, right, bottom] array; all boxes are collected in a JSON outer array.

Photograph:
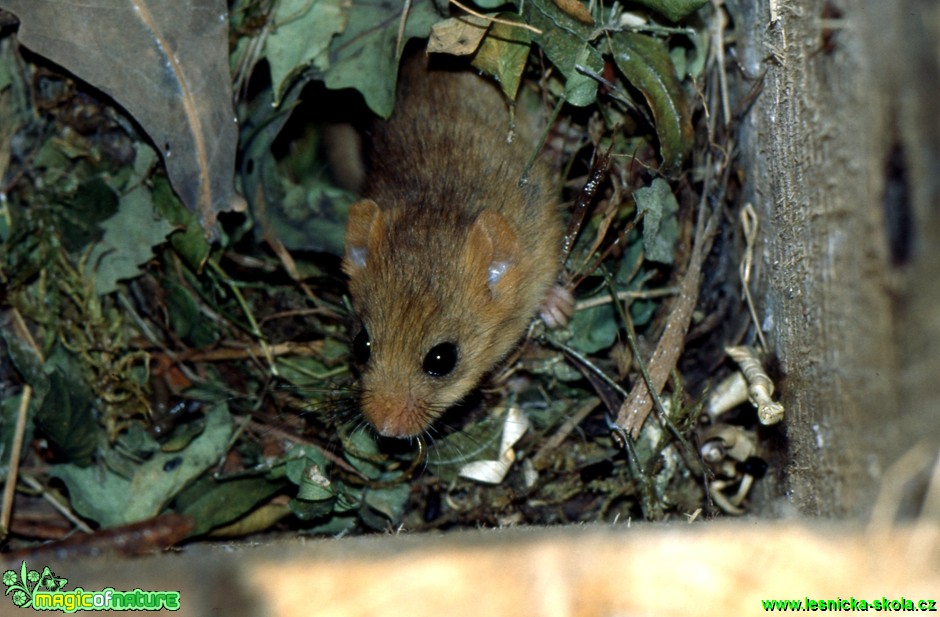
[[343, 199, 382, 274], [466, 209, 520, 294]]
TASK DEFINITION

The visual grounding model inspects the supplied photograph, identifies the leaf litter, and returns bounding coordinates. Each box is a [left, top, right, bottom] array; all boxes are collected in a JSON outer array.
[[0, 0, 780, 555]]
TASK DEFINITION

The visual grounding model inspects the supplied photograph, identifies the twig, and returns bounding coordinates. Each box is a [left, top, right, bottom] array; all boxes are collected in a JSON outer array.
[[740, 203, 768, 352], [174, 340, 327, 363], [207, 258, 279, 377], [561, 147, 611, 264], [575, 287, 679, 311], [240, 415, 369, 480], [1, 386, 31, 539], [532, 397, 600, 467], [521, 95, 565, 187], [448, 0, 543, 34], [617, 163, 722, 437], [397, 0, 413, 57], [19, 472, 93, 534], [710, 0, 731, 126]]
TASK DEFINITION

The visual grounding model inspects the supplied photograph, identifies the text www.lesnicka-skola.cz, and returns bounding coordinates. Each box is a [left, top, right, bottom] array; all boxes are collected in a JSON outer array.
[[761, 597, 937, 612]]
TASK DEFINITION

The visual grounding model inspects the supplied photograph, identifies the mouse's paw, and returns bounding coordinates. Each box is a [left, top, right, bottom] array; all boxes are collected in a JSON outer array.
[[539, 284, 574, 329]]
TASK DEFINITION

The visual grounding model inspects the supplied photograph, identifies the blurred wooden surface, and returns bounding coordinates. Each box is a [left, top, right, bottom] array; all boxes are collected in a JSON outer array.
[[5, 522, 937, 616]]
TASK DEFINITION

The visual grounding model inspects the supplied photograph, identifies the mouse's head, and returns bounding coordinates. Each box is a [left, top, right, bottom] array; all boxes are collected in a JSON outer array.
[[342, 198, 529, 438]]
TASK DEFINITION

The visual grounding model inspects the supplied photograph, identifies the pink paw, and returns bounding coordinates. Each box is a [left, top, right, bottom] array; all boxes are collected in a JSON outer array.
[[539, 284, 574, 329]]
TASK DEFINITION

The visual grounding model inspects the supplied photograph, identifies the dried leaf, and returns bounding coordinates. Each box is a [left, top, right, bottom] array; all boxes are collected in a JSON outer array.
[[0, 0, 241, 233], [458, 407, 530, 484], [552, 0, 594, 25], [428, 15, 489, 56]]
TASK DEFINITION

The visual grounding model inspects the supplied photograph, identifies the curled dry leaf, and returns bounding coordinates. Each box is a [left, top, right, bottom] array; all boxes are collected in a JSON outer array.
[[0, 0, 242, 236], [458, 407, 531, 484], [552, 0, 594, 25]]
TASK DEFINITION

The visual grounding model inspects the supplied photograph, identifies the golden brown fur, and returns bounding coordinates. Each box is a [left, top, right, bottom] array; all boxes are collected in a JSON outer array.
[[342, 53, 563, 438]]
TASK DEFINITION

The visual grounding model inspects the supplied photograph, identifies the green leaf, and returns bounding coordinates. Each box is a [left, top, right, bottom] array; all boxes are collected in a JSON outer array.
[[472, 0, 513, 8], [360, 482, 410, 528], [631, 297, 658, 327], [34, 368, 97, 466], [262, 179, 355, 256], [295, 461, 334, 502], [634, 177, 679, 264], [0, 335, 93, 464], [471, 15, 531, 100], [164, 280, 219, 348], [85, 183, 176, 295], [267, 0, 349, 105], [341, 428, 389, 478], [50, 463, 131, 527], [629, 0, 708, 22], [174, 475, 288, 537], [0, 321, 48, 398], [287, 448, 338, 522], [57, 177, 119, 253], [153, 175, 210, 271], [284, 445, 329, 485], [568, 301, 619, 354], [524, 0, 602, 107], [670, 27, 709, 80], [565, 44, 605, 107], [50, 402, 233, 527], [609, 32, 692, 170], [323, 0, 442, 117], [288, 496, 337, 521]]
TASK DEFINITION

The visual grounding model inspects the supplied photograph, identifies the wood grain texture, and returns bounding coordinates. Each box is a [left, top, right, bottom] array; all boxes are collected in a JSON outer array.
[[736, 0, 940, 516]]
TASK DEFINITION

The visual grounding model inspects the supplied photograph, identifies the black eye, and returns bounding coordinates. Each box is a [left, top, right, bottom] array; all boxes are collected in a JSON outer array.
[[423, 342, 458, 377], [352, 327, 371, 364]]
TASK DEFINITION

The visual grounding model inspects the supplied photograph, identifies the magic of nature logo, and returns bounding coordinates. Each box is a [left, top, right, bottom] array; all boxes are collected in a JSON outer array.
[[3, 561, 180, 612]]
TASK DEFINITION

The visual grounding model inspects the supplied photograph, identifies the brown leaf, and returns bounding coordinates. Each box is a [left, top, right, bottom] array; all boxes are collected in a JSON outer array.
[[428, 16, 489, 56], [0, 0, 242, 235], [552, 0, 594, 25]]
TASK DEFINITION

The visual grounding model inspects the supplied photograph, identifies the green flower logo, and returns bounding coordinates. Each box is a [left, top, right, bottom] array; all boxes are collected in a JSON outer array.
[[11, 589, 28, 607], [39, 567, 67, 592], [1, 561, 60, 609]]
